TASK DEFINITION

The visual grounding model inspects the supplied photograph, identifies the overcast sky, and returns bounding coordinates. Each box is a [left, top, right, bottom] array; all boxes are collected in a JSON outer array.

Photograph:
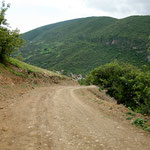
[[2, 0, 150, 33]]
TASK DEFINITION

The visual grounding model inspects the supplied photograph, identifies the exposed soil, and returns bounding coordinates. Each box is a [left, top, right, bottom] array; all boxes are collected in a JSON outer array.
[[0, 85, 150, 150], [0, 63, 150, 149]]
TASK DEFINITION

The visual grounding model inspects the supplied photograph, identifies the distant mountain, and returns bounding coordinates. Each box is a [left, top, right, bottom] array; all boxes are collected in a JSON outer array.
[[21, 16, 150, 75]]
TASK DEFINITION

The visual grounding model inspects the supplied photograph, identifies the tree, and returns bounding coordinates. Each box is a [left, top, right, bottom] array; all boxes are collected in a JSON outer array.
[[148, 36, 150, 52], [0, 1, 25, 61]]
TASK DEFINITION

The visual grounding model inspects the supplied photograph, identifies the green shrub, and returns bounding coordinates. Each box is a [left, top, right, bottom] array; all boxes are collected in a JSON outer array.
[[126, 117, 133, 120], [126, 111, 136, 116], [132, 117, 150, 131], [86, 60, 150, 115], [132, 117, 147, 127], [78, 78, 89, 85]]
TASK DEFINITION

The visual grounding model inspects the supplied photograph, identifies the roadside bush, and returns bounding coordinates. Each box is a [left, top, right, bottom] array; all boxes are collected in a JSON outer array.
[[86, 60, 150, 115], [0, 1, 25, 62], [78, 78, 89, 85], [132, 117, 150, 131]]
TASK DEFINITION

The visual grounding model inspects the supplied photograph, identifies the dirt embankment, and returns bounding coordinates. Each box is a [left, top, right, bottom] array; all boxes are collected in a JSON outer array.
[[0, 62, 77, 109]]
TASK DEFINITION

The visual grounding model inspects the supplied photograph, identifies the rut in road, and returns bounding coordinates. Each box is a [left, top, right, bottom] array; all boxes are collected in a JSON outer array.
[[0, 85, 150, 150]]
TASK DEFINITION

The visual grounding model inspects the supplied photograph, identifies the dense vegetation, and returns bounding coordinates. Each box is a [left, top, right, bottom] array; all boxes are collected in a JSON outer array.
[[0, 1, 24, 62], [84, 60, 150, 115], [21, 16, 150, 75]]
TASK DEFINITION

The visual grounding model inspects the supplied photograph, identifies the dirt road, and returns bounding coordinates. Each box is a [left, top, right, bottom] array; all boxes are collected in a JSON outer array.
[[0, 85, 150, 150]]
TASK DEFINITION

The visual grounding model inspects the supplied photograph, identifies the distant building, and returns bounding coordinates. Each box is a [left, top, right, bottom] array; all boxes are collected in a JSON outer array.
[[70, 73, 83, 80], [56, 71, 61, 75]]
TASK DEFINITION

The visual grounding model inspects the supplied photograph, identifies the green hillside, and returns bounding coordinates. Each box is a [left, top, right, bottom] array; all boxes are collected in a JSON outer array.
[[20, 16, 150, 75]]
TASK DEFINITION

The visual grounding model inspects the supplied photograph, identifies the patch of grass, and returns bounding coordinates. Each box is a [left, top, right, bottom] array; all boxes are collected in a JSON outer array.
[[0, 63, 6, 68], [132, 117, 150, 132], [7, 57, 40, 73], [1, 63, 27, 78], [6, 57, 61, 78], [104, 115, 110, 119], [126, 117, 133, 120], [126, 111, 136, 116], [132, 117, 147, 127], [98, 88, 102, 92], [11, 70, 27, 78], [32, 83, 40, 87], [128, 107, 132, 110], [98, 101, 104, 104], [0, 91, 6, 97], [21, 84, 28, 88], [2, 85, 11, 89], [109, 106, 113, 110]]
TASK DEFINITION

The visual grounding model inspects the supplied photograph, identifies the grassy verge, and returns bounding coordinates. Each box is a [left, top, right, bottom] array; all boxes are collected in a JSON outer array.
[[132, 117, 150, 132], [6, 57, 62, 77], [0, 62, 27, 77]]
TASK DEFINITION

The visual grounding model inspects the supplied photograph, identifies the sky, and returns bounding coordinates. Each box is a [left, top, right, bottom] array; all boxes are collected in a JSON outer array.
[[2, 0, 150, 33]]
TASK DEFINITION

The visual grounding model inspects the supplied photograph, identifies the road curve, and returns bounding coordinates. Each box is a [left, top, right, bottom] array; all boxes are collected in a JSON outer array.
[[0, 85, 150, 150]]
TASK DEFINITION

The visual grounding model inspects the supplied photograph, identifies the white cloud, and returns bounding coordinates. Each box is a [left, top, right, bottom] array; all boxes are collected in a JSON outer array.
[[2, 0, 150, 33], [4, 0, 107, 32], [85, 0, 150, 18]]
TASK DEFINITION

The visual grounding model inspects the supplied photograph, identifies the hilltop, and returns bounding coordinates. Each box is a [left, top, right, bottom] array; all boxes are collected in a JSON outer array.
[[21, 16, 150, 75]]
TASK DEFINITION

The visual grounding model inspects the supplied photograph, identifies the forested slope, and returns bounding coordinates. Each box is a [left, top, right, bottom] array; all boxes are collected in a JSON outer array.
[[21, 16, 150, 75]]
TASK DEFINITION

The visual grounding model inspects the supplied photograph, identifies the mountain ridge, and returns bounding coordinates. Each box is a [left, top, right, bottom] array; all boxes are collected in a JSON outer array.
[[20, 15, 150, 75]]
